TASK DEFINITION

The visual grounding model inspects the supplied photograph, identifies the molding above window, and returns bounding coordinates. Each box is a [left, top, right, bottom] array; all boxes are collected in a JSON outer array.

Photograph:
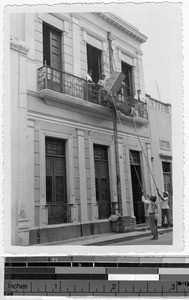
[[37, 13, 64, 32], [120, 51, 134, 66], [159, 153, 172, 160], [82, 27, 106, 49]]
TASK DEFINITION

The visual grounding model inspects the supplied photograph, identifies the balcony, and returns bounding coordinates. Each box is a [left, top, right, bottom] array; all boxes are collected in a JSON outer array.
[[38, 66, 148, 119]]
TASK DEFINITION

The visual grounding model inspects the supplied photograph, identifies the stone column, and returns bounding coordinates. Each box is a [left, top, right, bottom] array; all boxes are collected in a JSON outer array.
[[77, 130, 88, 222]]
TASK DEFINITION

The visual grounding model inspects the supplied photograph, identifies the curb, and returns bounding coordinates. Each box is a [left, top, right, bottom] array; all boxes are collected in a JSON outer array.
[[85, 228, 172, 246]]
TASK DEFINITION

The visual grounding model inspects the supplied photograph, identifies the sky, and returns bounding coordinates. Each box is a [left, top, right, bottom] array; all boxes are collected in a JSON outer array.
[[112, 3, 182, 104]]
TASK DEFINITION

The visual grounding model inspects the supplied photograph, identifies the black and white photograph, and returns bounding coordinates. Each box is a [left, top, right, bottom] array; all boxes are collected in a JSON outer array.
[[2, 1, 185, 254]]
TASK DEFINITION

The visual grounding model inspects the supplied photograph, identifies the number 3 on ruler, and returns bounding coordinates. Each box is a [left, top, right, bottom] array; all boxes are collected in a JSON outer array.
[[171, 284, 176, 290]]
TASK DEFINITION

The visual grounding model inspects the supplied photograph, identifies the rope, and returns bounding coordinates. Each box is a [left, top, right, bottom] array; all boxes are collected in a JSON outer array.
[[110, 94, 143, 191], [110, 93, 158, 193], [132, 118, 158, 190], [129, 151, 143, 190], [131, 119, 162, 215]]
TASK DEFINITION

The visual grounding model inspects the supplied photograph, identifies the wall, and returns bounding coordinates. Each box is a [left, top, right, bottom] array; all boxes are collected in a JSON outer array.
[[147, 95, 172, 223]]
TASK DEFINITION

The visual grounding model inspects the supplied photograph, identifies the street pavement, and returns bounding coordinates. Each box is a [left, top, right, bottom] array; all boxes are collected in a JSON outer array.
[[111, 230, 172, 245], [36, 227, 173, 246]]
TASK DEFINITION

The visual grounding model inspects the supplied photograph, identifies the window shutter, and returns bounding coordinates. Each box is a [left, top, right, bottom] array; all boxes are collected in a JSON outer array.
[[50, 29, 61, 70]]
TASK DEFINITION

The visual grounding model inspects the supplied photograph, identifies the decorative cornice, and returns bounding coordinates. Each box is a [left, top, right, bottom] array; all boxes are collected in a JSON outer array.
[[146, 96, 171, 113], [28, 88, 148, 128], [50, 12, 71, 22], [93, 12, 148, 44], [10, 37, 29, 55]]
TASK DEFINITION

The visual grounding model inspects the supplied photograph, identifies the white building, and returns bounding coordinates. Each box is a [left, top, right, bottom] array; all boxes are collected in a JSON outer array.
[[146, 94, 172, 224], [9, 12, 171, 246]]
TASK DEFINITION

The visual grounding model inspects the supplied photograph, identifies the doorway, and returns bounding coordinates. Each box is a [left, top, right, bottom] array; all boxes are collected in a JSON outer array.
[[94, 144, 111, 219], [121, 61, 133, 97], [130, 150, 145, 224], [45, 137, 68, 224], [162, 161, 173, 221], [87, 44, 102, 83]]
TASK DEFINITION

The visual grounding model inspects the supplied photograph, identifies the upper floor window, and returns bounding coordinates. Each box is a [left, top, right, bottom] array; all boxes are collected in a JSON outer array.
[[43, 23, 61, 70], [121, 61, 133, 97], [162, 162, 171, 173], [87, 44, 102, 83]]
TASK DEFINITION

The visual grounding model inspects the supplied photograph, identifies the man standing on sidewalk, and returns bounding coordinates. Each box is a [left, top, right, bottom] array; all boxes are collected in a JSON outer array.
[[156, 188, 170, 227], [142, 192, 158, 240]]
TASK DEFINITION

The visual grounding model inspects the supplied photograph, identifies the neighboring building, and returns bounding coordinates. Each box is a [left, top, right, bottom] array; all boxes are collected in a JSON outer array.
[[146, 94, 172, 224], [9, 12, 171, 246]]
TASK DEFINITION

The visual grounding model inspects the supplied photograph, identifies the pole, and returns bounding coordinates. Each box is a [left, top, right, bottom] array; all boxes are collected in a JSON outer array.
[[113, 107, 123, 215], [155, 81, 162, 102], [107, 32, 123, 215]]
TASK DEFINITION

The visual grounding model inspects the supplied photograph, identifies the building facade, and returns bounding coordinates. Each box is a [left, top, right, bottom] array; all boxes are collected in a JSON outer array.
[[146, 94, 172, 224], [9, 12, 171, 246]]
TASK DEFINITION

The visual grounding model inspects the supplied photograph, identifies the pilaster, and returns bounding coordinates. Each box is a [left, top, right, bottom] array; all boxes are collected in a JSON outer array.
[[72, 17, 81, 77], [11, 39, 31, 245], [25, 13, 35, 60], [146, 143, 161, 225], [27, 120, 35, 228], [125, 143, 135, 218], [67, 135, 77, 222], [39, 130, 48, 227], [77, 129, 88, 222], [136, 52, 146, 98]]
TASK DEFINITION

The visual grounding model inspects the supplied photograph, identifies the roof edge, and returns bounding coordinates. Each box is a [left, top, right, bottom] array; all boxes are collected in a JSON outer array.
[[94, 12, 148, 44]]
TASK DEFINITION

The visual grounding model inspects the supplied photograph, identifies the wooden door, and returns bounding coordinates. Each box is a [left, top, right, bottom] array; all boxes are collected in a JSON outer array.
[[50, 29, 61, 70], [130, 150, 145, 224], [46, 137, 67, 224], [87, 44, 102, 83], [94, 145, 111, 219], [121, 61, 133, 97], [43, 23, 61, 69]]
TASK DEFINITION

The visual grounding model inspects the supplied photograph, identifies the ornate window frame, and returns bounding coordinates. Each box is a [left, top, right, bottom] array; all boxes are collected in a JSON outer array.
[[39, 128, 75, 226], [88, 136, 116, 219]]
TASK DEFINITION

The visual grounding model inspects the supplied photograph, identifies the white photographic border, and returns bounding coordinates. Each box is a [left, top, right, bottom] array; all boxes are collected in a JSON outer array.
[[1, 0, 188, 257]]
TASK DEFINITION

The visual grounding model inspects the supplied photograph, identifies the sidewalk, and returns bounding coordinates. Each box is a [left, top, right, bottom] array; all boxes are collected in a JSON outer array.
[[37, 226, 173, 246]]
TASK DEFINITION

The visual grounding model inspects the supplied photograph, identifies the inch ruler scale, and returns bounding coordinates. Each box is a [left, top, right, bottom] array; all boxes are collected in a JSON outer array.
[[4, 256, 189, 297]]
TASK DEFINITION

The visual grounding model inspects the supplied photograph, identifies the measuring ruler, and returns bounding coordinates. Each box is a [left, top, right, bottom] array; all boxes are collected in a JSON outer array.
[[4, 256, 189, 296]]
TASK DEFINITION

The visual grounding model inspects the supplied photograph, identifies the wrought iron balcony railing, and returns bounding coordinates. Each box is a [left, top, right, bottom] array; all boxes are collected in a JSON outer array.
[[48, 203, 73, 225], [38, 66, 148, 119]]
